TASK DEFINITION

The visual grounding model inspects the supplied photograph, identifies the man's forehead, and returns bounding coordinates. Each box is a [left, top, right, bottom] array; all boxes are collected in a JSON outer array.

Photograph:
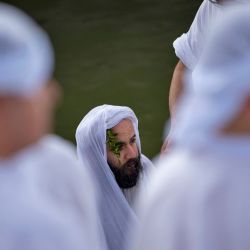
[[111, 119, 135, 136]]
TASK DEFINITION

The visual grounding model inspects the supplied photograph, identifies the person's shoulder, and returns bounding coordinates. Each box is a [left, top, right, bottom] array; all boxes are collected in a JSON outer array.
[[40, 134, 76, 153], [35, 134, 96, 197], [146, 149, 192, 198], [0, 196, 87, 250], [134, 150, 192, 228], [198, 0, 220, 14], [39, 134, 78, 162], [36, 134, 84, 176], [190, 0, 221, 33]]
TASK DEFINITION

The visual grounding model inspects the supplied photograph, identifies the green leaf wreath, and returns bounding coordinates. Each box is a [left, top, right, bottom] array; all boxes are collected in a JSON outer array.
[[106, 129, 123, 159]]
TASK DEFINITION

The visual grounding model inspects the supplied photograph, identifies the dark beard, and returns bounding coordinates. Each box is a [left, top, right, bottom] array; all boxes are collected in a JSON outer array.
[[109, 156, 142, 189]]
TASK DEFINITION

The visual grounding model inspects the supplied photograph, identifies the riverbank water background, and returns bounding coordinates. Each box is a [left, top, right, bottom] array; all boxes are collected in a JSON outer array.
[[5, 0, 201, 158]]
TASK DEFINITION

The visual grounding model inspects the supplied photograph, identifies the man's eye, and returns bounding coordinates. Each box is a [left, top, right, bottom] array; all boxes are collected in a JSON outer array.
[[130, 138, 136, 144], [115, 142, 123, 151]]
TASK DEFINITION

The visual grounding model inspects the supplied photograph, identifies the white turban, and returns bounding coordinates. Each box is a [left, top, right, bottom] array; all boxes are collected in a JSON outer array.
[[0, 3, 54, 96], [76, 104, 154, 250], [172, 3, 250, 149]]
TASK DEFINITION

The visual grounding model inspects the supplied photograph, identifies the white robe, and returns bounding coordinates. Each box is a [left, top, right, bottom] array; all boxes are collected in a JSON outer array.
[[132, 138, 250, 250], [0, 135, 105, 250]]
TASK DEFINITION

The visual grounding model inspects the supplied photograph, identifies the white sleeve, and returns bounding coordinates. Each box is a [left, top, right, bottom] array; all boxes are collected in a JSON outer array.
[[173, 0, 221, 70]]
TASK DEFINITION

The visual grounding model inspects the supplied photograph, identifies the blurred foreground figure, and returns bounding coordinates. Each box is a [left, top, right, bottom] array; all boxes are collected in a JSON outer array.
[[0, 3, 104, 250], [132, 4, 250, 250], [76, 104, 154, 250], [162, 0, 248, 153]]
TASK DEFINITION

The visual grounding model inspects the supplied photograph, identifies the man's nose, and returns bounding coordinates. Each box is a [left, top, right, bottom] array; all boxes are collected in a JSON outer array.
[[125, 144, 138, 160]]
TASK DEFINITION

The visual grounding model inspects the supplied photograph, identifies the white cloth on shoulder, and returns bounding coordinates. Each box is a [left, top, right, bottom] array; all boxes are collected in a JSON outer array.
[[76, 104, 154, 250], [173, 0, 221, 70], [0, 193, 91, 250], [132, 140, 250, 250], [0, 135, 105, 250], [173, 0, 249, 71]]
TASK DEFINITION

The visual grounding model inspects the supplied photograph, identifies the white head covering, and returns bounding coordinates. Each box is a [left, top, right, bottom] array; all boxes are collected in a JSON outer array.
[[76, 104, 153, 250], [0, 3, 54, 96], [172, 3, 250, 149]]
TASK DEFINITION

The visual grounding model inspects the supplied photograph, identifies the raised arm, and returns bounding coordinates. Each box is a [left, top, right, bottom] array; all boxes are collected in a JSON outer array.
[[169, 60, 187, 118]]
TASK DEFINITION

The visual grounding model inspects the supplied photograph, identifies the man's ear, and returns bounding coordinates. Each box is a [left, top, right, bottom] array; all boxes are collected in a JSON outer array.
[[237, 96, 250, 131], [0, 96, 12, 113], [241, 96, 250, 118], [47, 79, 62, 106]]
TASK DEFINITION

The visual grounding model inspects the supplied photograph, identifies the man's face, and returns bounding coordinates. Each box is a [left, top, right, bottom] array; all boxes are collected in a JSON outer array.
[[16, 79, 61, 143], [0, 79, 61, 156], [25, 80, 61, 137], [106, 119, 142, 189]]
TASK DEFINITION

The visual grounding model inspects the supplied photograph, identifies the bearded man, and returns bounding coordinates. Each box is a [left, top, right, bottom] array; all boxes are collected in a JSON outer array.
[[76, 104, 154, 250]]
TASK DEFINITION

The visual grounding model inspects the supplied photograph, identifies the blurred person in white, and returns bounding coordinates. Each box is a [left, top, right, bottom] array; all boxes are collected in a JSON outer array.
[[76, 104, 154, 250], [162, 0, 248, 153], [0, 3, 105, 250], [131, 4, 250, 250], [0, 185, 98, 250]]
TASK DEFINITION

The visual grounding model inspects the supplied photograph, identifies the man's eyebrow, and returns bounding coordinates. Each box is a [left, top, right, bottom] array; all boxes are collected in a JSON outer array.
[[114, 135, 136, 146], [116, 141, 125, 147]]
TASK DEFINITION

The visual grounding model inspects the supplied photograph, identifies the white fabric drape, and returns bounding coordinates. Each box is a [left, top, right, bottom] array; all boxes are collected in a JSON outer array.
[[132, 139, 250, 250], [173, 0, 221, 70], [76, 104, 154, 250], [0, 193, 93, 250], [0, 135, 105, 250]]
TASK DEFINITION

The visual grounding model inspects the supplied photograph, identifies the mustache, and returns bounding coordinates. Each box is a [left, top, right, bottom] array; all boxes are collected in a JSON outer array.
[[122, 157, 140, 169], [109, 155, 142, 189]]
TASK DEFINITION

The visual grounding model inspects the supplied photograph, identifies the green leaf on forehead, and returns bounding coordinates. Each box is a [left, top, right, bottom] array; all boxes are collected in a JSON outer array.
[[106, 129, 122, 159]]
